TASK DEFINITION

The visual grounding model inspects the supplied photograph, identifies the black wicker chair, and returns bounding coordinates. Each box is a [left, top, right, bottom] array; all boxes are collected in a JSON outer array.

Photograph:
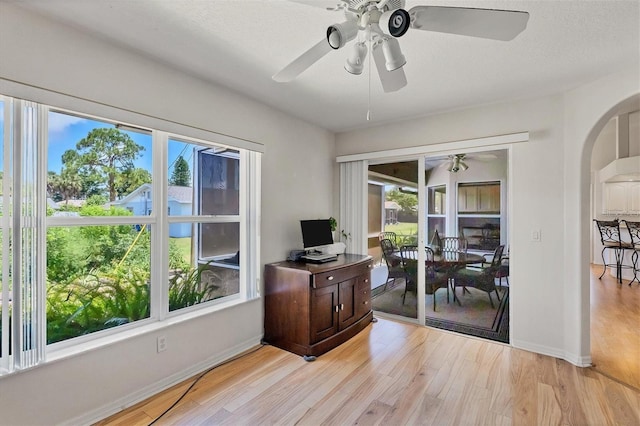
[[453, 245, 504, 308], [380, 238, 406, 291], [399, 245, 449, 310]]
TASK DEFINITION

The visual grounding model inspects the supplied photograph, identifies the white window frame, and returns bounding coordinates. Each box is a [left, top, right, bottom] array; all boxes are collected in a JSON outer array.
[[0, 90, 262, 374]]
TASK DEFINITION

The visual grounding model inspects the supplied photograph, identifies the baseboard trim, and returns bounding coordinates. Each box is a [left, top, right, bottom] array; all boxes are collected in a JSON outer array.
[[511, 339, 592, 367], [62, 335, 263, 426]]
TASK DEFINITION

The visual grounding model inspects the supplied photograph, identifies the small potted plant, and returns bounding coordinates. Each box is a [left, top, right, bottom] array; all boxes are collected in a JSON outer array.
[[329, 217, 337, 233]]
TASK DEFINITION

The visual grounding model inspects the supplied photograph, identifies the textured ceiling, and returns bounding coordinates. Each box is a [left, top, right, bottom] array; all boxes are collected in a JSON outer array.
[[14, 0, 640, 132]]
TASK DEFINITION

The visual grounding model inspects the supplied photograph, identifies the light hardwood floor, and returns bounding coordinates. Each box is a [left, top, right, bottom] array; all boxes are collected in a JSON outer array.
[[98, 315, 639, 425], [590, 264, 640, 391]]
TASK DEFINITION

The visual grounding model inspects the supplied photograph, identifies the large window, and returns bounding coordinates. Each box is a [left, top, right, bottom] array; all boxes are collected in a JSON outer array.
[[46, 112, 153, 344], [427, 185, 446, 244], [166, 140, 241, 311], [0, 96, 261, 374]]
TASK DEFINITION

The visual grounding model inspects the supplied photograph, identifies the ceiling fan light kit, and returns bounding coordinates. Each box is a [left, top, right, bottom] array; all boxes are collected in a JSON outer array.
[[380, 37, 405, 71], [345, 41, 368, 74], [448, 154, 469, 173], [327, 20, 358, 49], [273, 0, 529, 93]]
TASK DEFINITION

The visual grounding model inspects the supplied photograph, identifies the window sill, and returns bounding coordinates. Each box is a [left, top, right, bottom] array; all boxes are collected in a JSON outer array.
[[45, 295, 261, 365]]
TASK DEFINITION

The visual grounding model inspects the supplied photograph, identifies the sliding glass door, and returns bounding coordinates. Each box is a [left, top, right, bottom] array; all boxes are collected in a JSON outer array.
[[368, 160, 419, 321]]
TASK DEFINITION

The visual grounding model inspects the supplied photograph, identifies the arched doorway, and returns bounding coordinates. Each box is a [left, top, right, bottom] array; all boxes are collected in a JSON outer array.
[[587, 97, 640, 389]]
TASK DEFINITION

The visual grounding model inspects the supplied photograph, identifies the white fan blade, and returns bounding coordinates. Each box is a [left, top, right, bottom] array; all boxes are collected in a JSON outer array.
[[273, 38, 332, 82], [289, 0, 345, 10], [409, 6, 529, 41], [372, 44, 407, 93]]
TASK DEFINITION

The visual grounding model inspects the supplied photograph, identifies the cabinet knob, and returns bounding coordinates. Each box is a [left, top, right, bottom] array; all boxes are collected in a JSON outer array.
[[335, 305, 339, 312], [364, 279, 369, 283], [327, 276, 334, 281], [340, 303, 344, 310], [364, 301, 368, 305]]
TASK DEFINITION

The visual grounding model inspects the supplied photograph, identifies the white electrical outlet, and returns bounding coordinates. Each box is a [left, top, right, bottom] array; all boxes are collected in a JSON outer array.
[[157, 336, 167, 353], [531, 229, 541, 242]]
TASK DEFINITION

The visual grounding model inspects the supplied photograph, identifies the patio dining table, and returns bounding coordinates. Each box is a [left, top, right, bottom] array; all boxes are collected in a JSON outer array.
[[429, 251, 485, 267], [389, 248, 485, 269], [390, 249, 486, 306]]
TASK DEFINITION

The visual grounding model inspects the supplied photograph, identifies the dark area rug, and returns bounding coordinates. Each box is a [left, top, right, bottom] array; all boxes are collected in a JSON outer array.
[[372, 280, 509, 343]]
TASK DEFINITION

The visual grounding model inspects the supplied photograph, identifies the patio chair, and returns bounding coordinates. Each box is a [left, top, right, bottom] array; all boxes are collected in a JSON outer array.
[[380, 238, 405, 291], [480, 246, 510, 288], [593, 219, 634, 283], [452, 245, 504, 308], [399, 245, 449, 310], [378, 231, 398, 249], [440, 236, 468, 254]]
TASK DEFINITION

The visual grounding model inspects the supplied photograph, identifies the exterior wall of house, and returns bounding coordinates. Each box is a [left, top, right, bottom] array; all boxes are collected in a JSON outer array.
[[336, 68, 640, 367], [167, 201, 192, 237], [0, 4, 335, 425], [122, 197, 153, 216]]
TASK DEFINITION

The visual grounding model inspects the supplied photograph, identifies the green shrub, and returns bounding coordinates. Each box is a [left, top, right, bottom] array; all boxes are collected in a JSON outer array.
[[169, 262, 217, 311]]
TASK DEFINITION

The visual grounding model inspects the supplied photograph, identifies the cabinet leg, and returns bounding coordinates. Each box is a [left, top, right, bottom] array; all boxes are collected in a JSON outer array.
[[371, 317, 378, 323], [303, 355, 317, 362]]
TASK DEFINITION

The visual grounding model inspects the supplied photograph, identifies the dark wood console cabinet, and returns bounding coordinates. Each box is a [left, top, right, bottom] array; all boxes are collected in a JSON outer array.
[[264, 254, 373, 358]]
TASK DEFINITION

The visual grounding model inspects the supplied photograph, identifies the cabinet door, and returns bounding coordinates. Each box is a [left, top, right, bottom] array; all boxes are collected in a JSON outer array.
[[338, 278, 358, 330], [310, 284, 339, 344], [604, 183, 627, 214], [457, 186, 477, 213], [628, 182, 640, 215], [478, 184, 500, 213], [355, 273, 372, 320]]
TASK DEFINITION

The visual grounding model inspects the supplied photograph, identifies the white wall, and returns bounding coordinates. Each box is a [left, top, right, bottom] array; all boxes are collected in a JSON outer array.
[[336, 67, 640, 366], [0, 4, 335, 425]]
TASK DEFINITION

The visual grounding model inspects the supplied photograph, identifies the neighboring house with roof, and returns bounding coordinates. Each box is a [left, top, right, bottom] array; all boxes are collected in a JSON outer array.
[[1, 195, 60, 211], [384, 201, 400, 225], [111, 183, 193, 237]]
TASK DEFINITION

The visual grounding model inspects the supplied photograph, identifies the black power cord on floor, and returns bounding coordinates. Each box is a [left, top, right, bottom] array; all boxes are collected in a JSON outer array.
[[147, 343, 267, 425]]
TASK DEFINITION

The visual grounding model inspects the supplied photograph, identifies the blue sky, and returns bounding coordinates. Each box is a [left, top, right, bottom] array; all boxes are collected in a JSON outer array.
[[0, 104, 193, 178]]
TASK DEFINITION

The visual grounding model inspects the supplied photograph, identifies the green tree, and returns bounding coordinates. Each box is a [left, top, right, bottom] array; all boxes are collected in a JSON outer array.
[[86, 194, 108, 206], [170, 155, 191, 186], [115, 167, 152, 198], [62, 128, 144, 202], [386, 189, 418, 213]]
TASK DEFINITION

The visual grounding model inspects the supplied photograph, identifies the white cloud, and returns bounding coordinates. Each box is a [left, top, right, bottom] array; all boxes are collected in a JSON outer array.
[[48, 113, 86, 132]]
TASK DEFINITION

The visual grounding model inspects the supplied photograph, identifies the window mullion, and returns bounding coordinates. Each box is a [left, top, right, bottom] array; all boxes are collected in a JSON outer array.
[[36, 105, 48, 361], [154, 131, 169, 320]]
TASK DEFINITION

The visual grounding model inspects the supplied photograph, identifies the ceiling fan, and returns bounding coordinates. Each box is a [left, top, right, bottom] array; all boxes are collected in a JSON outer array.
[[428, 152, 499, 172], [273, 0, 529, 92], [447, 154, 469, 172]]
